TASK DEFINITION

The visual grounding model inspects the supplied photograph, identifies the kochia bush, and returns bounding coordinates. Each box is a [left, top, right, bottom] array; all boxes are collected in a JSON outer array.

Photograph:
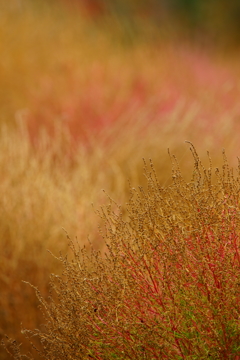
[[2, 143, 240, 359]]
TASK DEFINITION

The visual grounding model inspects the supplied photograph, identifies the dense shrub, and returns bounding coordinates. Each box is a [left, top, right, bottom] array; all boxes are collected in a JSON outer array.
[[2, 143, 239, 359]]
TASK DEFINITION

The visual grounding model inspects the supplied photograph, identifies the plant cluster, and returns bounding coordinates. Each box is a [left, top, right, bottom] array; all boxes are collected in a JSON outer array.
[[1, 3, 240, 358], [2, 144, 239, 359]]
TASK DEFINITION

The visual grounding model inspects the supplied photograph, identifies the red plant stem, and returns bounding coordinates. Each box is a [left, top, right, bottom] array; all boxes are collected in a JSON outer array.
[[142, 256, 160, 294], [232, 232, 240, 266]]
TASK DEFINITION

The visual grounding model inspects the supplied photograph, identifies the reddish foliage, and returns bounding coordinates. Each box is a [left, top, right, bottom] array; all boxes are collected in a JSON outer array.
[[24, 48, 240, 151]]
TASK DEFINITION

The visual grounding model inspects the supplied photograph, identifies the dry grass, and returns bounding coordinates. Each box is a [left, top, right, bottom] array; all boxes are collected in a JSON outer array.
[[2, 143, 239, 359], [1, 2, 240, 359], [1, 118, 239, 359], [0, 120, 196, 359]]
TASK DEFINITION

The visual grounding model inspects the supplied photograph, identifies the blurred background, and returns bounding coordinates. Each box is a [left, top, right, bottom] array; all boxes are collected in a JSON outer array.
[[1, 1, 240, 358]]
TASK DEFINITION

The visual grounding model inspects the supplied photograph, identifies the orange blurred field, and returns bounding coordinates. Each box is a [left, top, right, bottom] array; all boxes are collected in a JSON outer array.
[[0, 2, 240, 358]]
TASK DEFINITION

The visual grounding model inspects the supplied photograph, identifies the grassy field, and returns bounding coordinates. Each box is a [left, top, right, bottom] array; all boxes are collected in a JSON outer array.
[[0, 2, 239, 359]]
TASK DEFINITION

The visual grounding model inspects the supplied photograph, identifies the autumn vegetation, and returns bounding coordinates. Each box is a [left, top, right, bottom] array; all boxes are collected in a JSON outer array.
[[2, 143, 240, 359], [0, 1, 240, 359]]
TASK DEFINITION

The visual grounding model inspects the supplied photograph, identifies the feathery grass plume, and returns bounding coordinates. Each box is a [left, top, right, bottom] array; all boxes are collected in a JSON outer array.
[[2, 143, 240, 359]]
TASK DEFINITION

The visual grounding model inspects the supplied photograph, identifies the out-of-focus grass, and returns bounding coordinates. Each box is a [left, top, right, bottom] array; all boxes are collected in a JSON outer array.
[[1, 1, 240, 137], [1, 2, 240, 359], [0, 120, 192, 359]]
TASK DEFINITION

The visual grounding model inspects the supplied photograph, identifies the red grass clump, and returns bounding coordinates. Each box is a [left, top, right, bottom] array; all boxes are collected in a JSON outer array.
[[2, 143, 239, 359]]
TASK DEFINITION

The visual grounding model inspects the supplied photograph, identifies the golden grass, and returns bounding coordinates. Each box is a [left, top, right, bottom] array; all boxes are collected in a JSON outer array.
[[0, 117, 239, 359], [1, 2, 240, 358], [2, 143, 239, 359]]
